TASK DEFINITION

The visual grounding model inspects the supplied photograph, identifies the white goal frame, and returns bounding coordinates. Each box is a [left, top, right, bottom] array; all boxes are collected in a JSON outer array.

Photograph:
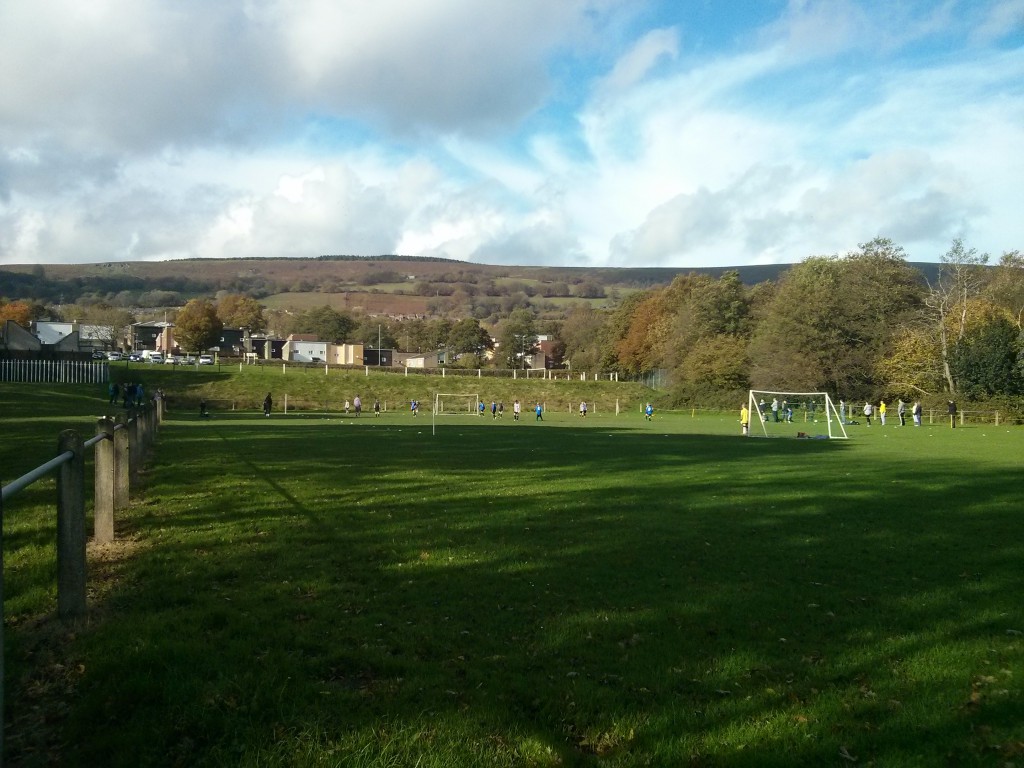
[[747, 390, 848, 439], [432, 393, 480, 436]]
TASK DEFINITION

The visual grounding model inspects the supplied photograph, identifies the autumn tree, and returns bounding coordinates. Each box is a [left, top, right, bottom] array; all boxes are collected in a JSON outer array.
[[611, 292, 674, 376], [875, 326, 944, 398], [749, 241, 925, 398], [174, 299, 223, 353], [985, 250, 1024, 329], [217, 294, 267, 333], [0, 300, 35, 327], [559, 304, 608, 372], [674, 334, 750, 403]]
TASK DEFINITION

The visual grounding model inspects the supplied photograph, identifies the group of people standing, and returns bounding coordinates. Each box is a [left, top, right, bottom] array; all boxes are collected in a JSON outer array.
[[109, 381, 145, 408], [259, 393, 382, 418], [859, 399, 929, 427], [741, 396, 958, 434]]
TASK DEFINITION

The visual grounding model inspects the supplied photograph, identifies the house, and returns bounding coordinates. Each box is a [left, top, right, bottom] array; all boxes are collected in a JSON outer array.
[[402, 352, 440, 369], [35, 320, 110, 353], [1, 320, 43, 352], [33, 321, 75, 346], [249, 335, 286, 360], [131, 321, 175, 353], [537, 335, 564, 369], [362, 348, 393, 366], [284, 335, 330, 362], [331, 343, 364, 366]]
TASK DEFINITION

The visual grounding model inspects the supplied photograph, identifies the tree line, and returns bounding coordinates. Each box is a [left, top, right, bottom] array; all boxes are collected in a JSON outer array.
[[4, 237, 1022, 413], [589, 238, 1023, 410]]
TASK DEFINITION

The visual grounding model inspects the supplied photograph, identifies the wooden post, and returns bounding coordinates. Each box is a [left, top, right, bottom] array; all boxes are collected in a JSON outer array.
[[57, 430, 87, 620], [94, 418, 116, 544]]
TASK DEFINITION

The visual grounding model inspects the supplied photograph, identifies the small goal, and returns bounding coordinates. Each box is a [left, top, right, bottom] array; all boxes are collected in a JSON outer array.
[[747, 390, 848, 439], [432, 393, 480, 435]]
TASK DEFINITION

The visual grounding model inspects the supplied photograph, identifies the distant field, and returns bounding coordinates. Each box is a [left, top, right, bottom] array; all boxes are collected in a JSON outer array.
[[261, 290, 432, 315], [2, 384, 1022, 766]]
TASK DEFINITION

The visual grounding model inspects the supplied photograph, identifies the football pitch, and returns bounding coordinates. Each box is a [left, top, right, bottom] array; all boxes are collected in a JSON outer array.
[[3, 393, 1023, 766]]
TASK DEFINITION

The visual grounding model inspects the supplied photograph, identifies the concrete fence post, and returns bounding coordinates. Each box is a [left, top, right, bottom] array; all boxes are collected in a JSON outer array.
[[94, 418, 116, 544], [129, 415, 142, 480], [1, 476, 6, 759], [57, 429, 87, 620], [114, 418, 130, 510]]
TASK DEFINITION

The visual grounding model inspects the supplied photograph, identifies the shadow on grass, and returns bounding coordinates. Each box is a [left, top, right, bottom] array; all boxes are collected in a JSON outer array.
[[8, 416, 1024, 766]]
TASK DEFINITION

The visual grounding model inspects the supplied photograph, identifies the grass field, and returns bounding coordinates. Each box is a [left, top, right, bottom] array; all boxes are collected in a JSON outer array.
[[2, 383, 1023, 766]]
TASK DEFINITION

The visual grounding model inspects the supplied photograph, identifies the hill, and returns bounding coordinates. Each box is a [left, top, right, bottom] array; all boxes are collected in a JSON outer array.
[[1, 256, 943, 315]]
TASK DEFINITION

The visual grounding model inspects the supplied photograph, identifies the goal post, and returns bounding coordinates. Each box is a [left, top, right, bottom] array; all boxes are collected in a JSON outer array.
[[747, 390, 848, 439], [432, 393, 480, 436]]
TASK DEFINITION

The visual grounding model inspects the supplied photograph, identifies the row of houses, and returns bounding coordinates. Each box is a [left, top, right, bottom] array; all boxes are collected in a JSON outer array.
[[2, 319, 557, 369]]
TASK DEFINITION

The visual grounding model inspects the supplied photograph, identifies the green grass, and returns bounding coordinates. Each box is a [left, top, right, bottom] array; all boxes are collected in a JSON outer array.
[[99, 361, 658, 416], [2, 383, 1023, 766]]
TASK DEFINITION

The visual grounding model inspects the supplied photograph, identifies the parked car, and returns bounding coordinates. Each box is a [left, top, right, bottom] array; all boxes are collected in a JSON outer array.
[[107, 351, 123, 361], [128, 353, 143, 362], [182, 356, 197, 365], [164, 355, 184, 365], [198, 355, 215, 365], [147, 353, 164, 364], [91, 350, 107, 359]]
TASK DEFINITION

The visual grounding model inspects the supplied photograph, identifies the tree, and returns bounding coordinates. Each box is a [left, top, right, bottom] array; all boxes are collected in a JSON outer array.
[[496, 309, 537, 369], [925, 238, 989, 394], [0, 300, 34, 327], [747, 258, 843, 392], [613, 293, 673, 376], [674, 334, 750, 403], [291, 306, 354, 343], [77, 304, 136, 350], [748, 243, 925, 398], [217, 294, 267, 333], [876, 325, 944, 397], [986, 250, 1024, 329], [447, 318, 493, 357], [950, 314, 1023, 398], [174, 299, 223, 353], [351, 317, 397, 349], [559, 304, 607, 372]]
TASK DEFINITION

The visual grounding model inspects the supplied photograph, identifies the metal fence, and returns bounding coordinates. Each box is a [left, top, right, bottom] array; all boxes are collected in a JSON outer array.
[[0, 359, 109, 384]]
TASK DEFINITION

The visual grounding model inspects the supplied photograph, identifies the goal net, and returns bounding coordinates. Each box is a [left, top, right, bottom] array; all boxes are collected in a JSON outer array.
[[434, 393, 480, 415], [747, 390, 848, 439], [432, 393, 480, 435]]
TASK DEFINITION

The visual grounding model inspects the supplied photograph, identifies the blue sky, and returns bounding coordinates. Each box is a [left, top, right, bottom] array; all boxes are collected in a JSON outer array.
[[1, 0, 1022, 268]]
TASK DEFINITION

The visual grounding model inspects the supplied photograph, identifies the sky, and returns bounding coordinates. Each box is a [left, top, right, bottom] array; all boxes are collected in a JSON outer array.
[[1, 0, 1022, 269]]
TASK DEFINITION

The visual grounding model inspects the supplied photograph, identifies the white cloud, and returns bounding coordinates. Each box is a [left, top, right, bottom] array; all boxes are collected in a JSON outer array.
[[0, 1, 1022, 270]]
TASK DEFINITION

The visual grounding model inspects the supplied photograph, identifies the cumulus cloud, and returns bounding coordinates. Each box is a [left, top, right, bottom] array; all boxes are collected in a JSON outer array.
[[0, 0, 1021, 269]]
